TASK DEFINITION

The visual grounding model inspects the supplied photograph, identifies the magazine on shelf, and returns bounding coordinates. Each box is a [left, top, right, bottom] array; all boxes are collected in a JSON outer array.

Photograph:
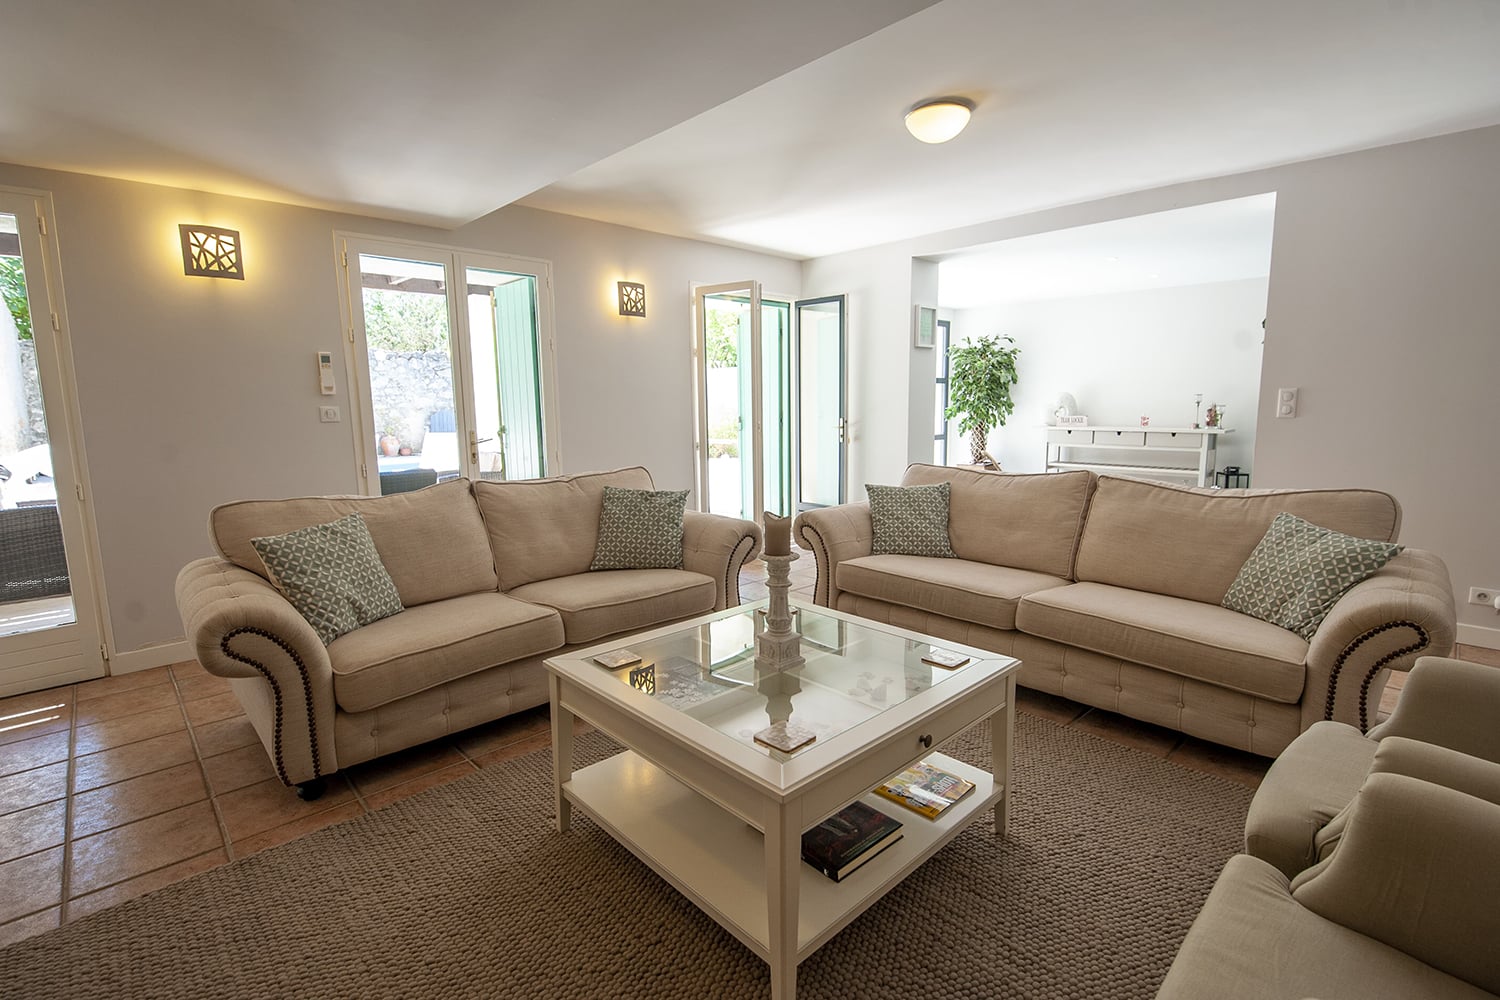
[[873, 760, 976, 819], [801, 801, 903, 882]]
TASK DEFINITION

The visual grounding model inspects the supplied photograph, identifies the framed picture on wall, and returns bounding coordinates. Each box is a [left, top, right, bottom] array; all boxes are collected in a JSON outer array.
[[913, 305, 937, 348]]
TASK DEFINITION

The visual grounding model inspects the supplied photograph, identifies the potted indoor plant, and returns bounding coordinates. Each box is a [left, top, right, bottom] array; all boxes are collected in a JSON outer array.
[[945, 334, 1021, 467]]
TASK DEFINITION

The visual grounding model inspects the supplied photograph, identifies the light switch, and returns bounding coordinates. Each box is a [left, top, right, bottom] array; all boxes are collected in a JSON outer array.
[[1276, 387, 1298, 419], [319, 405, 340, 423]]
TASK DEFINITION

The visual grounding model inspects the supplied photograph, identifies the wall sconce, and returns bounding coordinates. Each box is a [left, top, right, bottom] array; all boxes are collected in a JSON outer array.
[[617, 281, 646, 317], [179, 224, 244, 279]]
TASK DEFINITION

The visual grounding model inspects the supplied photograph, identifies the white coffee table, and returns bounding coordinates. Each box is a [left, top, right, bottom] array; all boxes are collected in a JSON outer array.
[[546, 598, 1019, 1000]]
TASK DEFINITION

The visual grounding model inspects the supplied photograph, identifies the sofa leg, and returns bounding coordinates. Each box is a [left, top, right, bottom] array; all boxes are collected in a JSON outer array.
[[295, 778, 326, 801]]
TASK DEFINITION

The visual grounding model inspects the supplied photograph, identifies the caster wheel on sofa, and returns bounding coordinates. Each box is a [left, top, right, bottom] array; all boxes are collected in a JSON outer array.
[[295, 778, 327, 801]]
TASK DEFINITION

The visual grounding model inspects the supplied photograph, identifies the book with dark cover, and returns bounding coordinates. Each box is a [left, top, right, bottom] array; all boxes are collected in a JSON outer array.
[[801, 801, 903, 882], [874, 760, 976, 819]]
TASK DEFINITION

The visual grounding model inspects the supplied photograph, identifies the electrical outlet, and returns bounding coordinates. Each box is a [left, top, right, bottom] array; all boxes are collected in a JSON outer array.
[[1276, 387, 1298, 419], [318, 405, 340, 423], [1470, 586, 1499, 606]]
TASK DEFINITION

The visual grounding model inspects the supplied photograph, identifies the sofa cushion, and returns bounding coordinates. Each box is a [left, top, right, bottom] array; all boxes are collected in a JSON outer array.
[[251, 513, 404, 645], [1017, 582, 1308, 703], [837, 554, 1070, 631], [1224, 512, 1401, 639], [590, 486, 688, 570], [475, 467, 655, 592], [866, 482, 956, 558], [211, 478, 498, 608], [899, 465, 1094, 578], [327, 591, 564, 714], [508, 569, 715, 645], [1073, 475, 1401, 604], [1156, 854, 1491, 1000]]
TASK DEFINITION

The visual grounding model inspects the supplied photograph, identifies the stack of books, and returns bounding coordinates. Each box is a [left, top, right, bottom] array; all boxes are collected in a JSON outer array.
[[801, 802, 903, 882]]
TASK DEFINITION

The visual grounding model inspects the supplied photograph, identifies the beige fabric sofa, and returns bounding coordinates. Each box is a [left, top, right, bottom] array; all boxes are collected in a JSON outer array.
[[1158, 747, 1500, 1000], [793, 465, 1456, 756], [176, 467, 760, 797]]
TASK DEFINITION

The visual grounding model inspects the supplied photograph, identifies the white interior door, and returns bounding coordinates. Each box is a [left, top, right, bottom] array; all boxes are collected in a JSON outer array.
[[0, 188, 105, 697]]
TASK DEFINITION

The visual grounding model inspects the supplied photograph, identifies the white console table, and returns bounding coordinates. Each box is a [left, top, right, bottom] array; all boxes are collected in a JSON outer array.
[[1044, 425, 1231, 487]]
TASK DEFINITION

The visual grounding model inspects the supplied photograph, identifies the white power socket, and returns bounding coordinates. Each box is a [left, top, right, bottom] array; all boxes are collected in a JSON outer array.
[[1276, 387, 1299, 419], [1469, 586, 1499, 606]]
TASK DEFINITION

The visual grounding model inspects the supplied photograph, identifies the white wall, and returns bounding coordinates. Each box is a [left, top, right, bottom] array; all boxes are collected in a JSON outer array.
[[806, 123, 1500, 646], [954, 278, 1268, 476], [0, 163, 799, 659]]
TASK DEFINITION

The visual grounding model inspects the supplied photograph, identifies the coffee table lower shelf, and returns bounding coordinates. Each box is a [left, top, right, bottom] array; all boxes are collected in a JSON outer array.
[[563, 748, 1000, 964]]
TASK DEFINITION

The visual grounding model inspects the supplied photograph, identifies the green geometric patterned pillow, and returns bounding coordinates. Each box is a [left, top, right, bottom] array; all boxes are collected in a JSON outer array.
[[1223, 512, 1401, 640], [251, 513, 404, 645], [590, 487, 688, 571], [866, 482, 957, 559]]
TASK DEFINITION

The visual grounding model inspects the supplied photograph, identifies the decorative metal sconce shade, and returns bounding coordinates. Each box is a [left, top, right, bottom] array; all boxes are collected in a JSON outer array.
[[617, 281, 646, 317], [179, 224, 244, 279]]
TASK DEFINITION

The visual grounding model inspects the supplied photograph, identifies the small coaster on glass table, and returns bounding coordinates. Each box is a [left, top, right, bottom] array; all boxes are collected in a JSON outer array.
[[753, 721, 817, 753], [594, 649, 642, 669], [921, 648, 971, 669]]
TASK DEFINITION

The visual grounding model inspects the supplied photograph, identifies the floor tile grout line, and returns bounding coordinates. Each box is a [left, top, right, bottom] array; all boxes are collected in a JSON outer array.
[[66, 847, 227, 912], [171, 667, 239, 865]]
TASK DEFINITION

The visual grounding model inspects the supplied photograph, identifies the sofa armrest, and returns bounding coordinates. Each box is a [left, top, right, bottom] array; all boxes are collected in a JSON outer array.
[[682, 511, 760, 610], [1301, 548, 1456, 735], [175, 557, 338, 787], [792, 503, 873, 607], [1366, 657, 1500, 762]]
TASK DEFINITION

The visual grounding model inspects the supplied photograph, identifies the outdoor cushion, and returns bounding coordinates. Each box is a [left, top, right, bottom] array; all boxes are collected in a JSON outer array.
[[590, 486, 688, 570], [475, 467, 655, 591], [1074, 476, 1401, 605], [1224, 512, 1401, 639], [837, 554, 1070, 631], [328, 591, 563, 714], [508, 569, 715, 645], [899, 465, 1095, 579], [212, 477, 498, 607], [1017, 582, 1309, 703], [866, 482, 956, 558], [251, 513, 404, 645]]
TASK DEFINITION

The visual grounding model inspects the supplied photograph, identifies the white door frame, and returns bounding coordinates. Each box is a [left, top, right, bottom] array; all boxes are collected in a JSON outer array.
[[0, 186, 107, 696], [335, 232, 561, 493], [692, 280, 762, 517]]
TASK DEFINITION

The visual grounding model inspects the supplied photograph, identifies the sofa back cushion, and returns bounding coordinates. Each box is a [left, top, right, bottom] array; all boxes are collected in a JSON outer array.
[[1074, 476, 1402, 604], [474, 466, 656, 591], [898, 465, 1095, 579], [210, 478, 498, 608]]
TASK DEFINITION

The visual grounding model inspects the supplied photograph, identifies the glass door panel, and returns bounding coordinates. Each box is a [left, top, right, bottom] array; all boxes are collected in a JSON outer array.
[[701, 290, 756, 519], [466, 266, 544, 481], [355, 253, 458, 493], [761, 299, 792, 518], [795, 295, 846, 509]]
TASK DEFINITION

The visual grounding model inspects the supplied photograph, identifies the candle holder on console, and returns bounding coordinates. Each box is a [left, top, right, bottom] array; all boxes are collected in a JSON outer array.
[[755, 551, 805, 672]]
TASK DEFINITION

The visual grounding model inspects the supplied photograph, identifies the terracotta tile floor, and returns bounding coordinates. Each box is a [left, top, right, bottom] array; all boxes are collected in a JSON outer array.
[[0, 555, 1492, 948]]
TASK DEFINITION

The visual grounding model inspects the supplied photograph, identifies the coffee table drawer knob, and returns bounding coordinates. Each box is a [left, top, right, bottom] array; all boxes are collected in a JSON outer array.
[[918, 734, 933, 749]]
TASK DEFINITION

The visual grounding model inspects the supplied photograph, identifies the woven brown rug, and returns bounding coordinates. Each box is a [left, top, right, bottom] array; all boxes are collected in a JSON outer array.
[[0, 713, 1250, 999]]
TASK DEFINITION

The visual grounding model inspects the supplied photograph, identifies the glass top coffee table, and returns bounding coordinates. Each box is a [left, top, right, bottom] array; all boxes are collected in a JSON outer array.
[[546, 598, 1019, 1000]]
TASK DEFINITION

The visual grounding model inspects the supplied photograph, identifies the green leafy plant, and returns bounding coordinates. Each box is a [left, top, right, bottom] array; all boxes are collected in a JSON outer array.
[[0, 257, 32, 340], [944, 334, 1020, 464], [361, 288, 449, 352]]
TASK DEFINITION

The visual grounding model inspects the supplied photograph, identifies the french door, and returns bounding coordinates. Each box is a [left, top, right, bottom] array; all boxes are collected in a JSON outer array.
[[0, 188, 105, 697], [692, 283, 845, 521], [338, 236, 559, 495]]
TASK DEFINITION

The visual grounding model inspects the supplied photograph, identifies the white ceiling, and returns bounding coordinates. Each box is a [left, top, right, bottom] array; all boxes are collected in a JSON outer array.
[[2, 1, 1498, 257], [938, 193, 1277, 310]]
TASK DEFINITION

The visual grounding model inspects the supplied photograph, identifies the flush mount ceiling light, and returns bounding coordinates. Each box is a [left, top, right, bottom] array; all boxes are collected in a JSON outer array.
[[617, 280, 646, 317], [179, 224, 244, 279], [904, 97, 975, 144]]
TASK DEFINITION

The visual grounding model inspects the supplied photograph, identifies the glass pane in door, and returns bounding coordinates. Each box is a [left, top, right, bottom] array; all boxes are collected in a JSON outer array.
[[0, 211, 75, 634], [796, 296, 845, 509], [466, 267, 543, 481], [358, 254, 457, 493], [703, 293, 754, 519], [761, 299, 792, 517]]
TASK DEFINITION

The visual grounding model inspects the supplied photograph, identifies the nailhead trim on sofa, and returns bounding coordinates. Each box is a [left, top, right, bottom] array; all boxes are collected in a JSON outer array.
[[1323, 620, 1430, 732], [219, 626, 322, 786]]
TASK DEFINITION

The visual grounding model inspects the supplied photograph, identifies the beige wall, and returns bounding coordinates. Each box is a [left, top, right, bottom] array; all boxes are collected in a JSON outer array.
[[803, 124, 1500, 646], [0, 163, 798, 656]]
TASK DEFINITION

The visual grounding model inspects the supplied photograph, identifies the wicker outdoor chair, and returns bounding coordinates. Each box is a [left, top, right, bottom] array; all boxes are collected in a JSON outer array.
[[0, 504, 70, 602]]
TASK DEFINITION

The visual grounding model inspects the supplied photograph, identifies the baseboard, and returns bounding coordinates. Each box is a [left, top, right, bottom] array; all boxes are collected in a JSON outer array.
[[1456, 622, 1500, 651], [109, 640, 192, 675]]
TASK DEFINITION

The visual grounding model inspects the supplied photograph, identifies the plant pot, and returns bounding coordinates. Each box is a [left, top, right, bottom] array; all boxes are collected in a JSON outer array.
[[379, 435, 401, 457]]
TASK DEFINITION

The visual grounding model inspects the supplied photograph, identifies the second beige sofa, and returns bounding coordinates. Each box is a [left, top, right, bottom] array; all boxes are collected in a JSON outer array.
[[793, 465, 1456, 756]]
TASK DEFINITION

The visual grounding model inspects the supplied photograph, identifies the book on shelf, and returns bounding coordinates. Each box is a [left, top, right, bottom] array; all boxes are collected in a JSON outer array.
[[801, 801, 903, 883], [873, 760, 976, 819]]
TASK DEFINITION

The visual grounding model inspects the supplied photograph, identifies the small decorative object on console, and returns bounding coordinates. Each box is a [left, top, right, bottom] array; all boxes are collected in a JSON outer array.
[[753, 721, 817, 753], [594, 649, 642, 669], [921, 648, 971, 669]]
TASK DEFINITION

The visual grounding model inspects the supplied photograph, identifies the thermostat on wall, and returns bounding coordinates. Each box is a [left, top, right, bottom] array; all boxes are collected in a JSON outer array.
[[318, 351, 335, 395]]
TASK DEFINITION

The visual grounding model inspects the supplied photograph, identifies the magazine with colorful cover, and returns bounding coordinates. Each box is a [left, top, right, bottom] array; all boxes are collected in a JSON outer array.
[[873, 760, 976, 819]]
